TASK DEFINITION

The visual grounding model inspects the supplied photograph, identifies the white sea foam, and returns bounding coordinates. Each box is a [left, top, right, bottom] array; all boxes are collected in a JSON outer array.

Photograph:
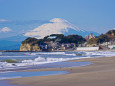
[[37, 52, 65, 55], [0, 56, 30, 58], [0, 56, 83, 70], [85, 51, 115, 57], [29, 52, 76, 56], [0, 51, 115, 70], [23, 52, 66, 56]]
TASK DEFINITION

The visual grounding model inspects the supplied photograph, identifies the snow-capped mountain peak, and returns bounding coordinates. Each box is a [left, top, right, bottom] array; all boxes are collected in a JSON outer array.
[[24, 18, 98, 39], [50, 18, 69, 23], [50, 18, 84, 31]]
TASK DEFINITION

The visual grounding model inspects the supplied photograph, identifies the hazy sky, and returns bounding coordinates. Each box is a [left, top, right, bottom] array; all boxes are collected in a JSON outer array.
[[0, 0, 115, 34]]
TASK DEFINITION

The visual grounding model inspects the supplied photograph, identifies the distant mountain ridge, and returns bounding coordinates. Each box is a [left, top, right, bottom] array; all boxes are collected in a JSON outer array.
[[0, 34, 27, 42]]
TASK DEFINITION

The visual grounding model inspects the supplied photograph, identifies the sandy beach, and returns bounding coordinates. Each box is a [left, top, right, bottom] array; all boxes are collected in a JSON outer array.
[[8, 56, 115, 86]]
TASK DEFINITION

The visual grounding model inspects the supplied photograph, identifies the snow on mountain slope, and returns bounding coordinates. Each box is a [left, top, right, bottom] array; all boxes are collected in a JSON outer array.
[[25, 18, 98, 39]]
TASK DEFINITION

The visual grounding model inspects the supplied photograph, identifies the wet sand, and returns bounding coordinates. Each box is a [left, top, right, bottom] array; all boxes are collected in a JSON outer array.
[[9, 56, 115, 86]]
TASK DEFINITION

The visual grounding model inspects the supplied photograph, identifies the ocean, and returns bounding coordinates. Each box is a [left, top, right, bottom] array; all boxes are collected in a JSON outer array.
[[0, 51, 115, 71]]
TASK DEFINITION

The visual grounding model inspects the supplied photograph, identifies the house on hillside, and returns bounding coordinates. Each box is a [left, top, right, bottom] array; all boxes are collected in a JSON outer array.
[[85, 33, 96, 40], [60, 43, 76, 50]]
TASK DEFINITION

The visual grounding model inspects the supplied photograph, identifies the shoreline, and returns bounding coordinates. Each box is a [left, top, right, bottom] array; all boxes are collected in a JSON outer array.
[[1, 49, 115, 52], [3, 56, 115, 86]]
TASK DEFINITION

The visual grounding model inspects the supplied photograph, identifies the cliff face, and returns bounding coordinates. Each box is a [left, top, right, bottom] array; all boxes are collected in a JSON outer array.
[[20, 37, 41, 51], [20, 43, 40, 51]]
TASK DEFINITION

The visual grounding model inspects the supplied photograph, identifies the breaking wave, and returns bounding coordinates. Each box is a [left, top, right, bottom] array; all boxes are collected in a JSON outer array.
[[24, 52, 76, 56], [1, 51, 115, 70]]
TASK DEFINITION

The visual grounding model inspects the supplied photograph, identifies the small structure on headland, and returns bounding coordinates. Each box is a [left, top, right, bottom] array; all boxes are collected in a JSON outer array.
[[85, 33, 95, 40]]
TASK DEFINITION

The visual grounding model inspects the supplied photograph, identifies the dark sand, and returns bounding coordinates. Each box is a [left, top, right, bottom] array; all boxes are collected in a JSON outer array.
[[9, 56, 115, 86]]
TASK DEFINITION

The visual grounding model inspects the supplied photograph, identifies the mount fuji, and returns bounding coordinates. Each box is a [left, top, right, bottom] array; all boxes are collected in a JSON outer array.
[[25, 18, 99, 39], [0, 18, 99, 50]]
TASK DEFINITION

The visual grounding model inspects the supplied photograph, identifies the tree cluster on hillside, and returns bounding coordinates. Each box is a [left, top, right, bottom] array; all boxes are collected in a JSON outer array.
[[60, 34, 86, 44], [106, 30, 115, 36], [22, 37, 38, 44], [22, 34, 86, 45], [87, 30, 115, 44]]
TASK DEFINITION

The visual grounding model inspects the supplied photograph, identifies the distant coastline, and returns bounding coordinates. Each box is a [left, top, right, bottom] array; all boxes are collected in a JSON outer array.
[[0, 50, 20, 52]]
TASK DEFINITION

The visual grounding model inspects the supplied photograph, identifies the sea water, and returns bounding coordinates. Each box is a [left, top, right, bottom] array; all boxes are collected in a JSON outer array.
[[0, 51, 115, 71]]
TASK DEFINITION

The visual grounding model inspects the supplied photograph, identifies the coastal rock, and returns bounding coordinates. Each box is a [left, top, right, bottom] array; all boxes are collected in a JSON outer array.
[[20, 43, 40, 51]]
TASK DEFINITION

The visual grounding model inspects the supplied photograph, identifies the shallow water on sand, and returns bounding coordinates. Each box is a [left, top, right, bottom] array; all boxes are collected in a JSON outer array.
[[0, 71, 68, 86], [0, 71, 68, 80], [0, 80, 20, 86]]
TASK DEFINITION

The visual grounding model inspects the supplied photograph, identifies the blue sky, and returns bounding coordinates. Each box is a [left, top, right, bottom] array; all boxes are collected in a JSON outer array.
[[0, 0, 115, 37]]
